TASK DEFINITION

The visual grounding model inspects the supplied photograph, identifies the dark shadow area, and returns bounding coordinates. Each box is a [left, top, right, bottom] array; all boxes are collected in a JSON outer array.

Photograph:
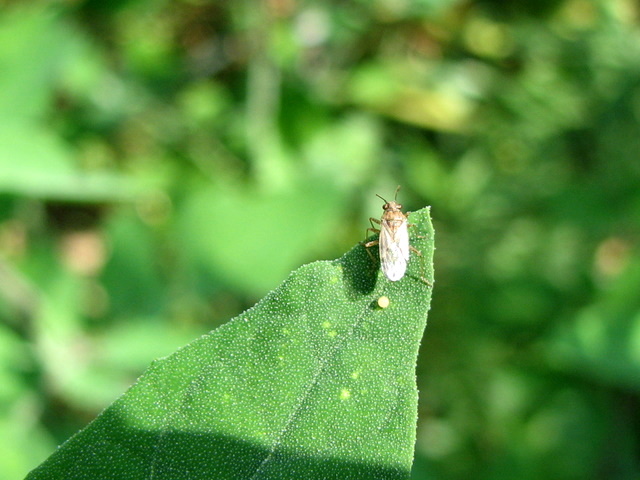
[[338, 239, 379, 297], [26, 405, 410, 480]]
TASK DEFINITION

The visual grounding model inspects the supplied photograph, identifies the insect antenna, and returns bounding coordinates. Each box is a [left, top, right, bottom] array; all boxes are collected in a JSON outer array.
[[376, 185, 402, 204]]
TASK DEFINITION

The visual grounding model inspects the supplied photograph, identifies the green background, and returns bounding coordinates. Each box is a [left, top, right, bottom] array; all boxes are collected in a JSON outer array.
[[1, 0, 639, 479]]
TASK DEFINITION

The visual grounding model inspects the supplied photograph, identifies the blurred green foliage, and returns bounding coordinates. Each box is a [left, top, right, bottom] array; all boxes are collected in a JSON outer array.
[[1, 0, 639, 479]]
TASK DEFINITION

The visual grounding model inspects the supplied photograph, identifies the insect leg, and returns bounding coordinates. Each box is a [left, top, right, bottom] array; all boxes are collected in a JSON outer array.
[[362, 217, 381, 264], [363, 217, 380, 246], [409, 245, 432, 286], [407, 222, 427, 239], [363, 241, 378, 264], [405, 221, 432, 285]]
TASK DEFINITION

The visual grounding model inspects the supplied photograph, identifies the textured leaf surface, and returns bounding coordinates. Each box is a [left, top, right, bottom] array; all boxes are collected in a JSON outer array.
[[26, 207, 434, 480]]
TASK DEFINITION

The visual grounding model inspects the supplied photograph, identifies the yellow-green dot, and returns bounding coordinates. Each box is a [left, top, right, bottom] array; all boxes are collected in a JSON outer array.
[[340, 389, 351, 400], [377, 296, 390, 309]]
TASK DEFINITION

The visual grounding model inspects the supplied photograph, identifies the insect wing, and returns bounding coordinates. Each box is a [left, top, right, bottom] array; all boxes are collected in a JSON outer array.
[[379, 218, 410, 281]]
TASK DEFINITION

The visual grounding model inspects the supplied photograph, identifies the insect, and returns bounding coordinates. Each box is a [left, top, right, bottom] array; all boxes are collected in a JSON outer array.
[[363, 186, 430, 285]]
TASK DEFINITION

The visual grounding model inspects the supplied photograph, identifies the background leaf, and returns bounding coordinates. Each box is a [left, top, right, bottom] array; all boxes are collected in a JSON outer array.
[[178, 180, 345, 296], [26, 207, 434, 480]]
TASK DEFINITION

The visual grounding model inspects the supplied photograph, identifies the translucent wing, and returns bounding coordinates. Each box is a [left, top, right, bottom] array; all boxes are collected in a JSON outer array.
[[378, 219, 410, 281]]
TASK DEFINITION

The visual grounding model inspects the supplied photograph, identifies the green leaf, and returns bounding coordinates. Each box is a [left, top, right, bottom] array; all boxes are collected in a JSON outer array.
[[0, 5, 78, 122], [26, 207, 434, 480], [179, 182, 345, 296], [0, 125, 140, 202]]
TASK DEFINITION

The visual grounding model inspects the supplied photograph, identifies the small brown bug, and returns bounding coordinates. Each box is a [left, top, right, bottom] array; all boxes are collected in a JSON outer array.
[[363, 186, 430, 285]]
